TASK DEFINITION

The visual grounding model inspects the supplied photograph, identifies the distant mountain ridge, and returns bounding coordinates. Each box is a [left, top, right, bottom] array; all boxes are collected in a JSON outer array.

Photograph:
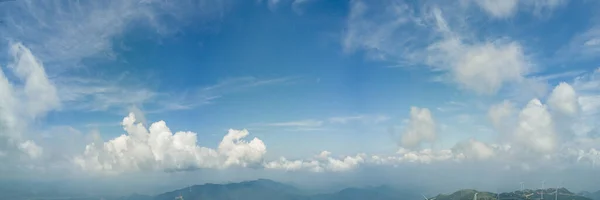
[[119, 180, 592, 200], [578, 190, 600, 200], [2, 179, 595, 200], [103, 179, 422, 200]]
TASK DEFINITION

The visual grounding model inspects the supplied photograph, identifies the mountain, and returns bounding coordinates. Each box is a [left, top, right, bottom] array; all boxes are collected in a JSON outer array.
[[2, 179, 594, 200], [433, 188, 592, 200], [310, 185, 421, 200], [151, 179, 308, 200], [579, 190, 600, 200], [128, 182, 594, 200], [117, 180, 421, 200]]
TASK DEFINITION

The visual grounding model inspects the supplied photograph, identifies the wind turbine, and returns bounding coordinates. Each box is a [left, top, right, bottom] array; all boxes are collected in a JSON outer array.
[[541, 180, 545, 200], [554, 185, 558, 200], [519, 182, 525, 191], [175, 193, 184, 200]]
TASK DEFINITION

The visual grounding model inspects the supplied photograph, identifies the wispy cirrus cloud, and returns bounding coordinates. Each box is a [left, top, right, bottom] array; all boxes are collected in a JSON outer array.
[[328, 114, 389, 124], [557, 28, 600, 62], [256, 113, 389, 129], [261, 119, 324, 127], [0, 0, 231, 69], [464, 0, 566, 19], [0, 0, 237, 116], [55, 75, 299, 114]]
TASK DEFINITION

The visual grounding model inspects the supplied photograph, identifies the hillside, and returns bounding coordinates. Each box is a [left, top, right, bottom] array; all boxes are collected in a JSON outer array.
[[113, 180, 421, 200], [578, 190, 600, 200], [433, 188, 592, 200], [151, 179, 308, 200], [2, 179, 594, 200], [123, 181, 592, 200]]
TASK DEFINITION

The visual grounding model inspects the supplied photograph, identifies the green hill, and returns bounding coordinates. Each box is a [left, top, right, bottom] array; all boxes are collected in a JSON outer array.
[[431, 188, 592, 200]]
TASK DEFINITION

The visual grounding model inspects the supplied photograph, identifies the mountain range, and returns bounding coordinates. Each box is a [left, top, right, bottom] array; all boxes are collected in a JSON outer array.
[[579, 190, 600, 200], [2, 179, 597, 200]]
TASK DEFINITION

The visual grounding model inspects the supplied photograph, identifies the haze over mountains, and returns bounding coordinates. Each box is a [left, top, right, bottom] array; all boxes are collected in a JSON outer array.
[[579, 190, 600, 200], [3, 179, 597, 200]]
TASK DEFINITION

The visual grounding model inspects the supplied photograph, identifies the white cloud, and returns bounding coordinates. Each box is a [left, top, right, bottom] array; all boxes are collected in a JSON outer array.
[[328, 114, 389, 124], [488, 100, 516, 132], [578, 95, 600, 116], [395, 148, 456, 164], [426, 8, 530, 94], [54, 75, 295, 113], [471, 0, 519, 18], [8, 43, 60, 118], [18, 140, 43, 159], [0, 0, 228, 67], [264, 157, 324, 172], [451, 139, 495, 160], [513, 99, 557, 155], [400, 107, 436, 149], [262, 119, 323, 127], [548, 82, 579, 116], [343, 1, 532, 94], [264, 151, 366, 172], [67, 109, 600, 175], [467, 0, 566, 19], [0, 43, 59, 159], [53, 76, 158, 112], [74, 112, 267, 174], [0, 0, 247, 116], [342, 0, 423, 62], [573, 68, 600, 92], [218, 129, 267, 168], [560, 25, 600, 61], [1, 0, 599, 180]]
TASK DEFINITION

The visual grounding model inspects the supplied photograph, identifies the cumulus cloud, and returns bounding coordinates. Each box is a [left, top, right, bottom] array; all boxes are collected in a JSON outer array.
[[74, 112, 267, 174], [548, 82, 579, 116], [18, 140, 43, 159], [218, 129, 267, 168], [69, 107, 600, 175], [343, 1, 532, 94], [1, 0, 599, 181], [451, 139, 496, 160], [513, 99, 557, 155], [400, 107, 436, 149], [484, 78, 600, 165], [488, 100, 516, 132], [0, 43, 59, 159], [426, 8, 530, 94]]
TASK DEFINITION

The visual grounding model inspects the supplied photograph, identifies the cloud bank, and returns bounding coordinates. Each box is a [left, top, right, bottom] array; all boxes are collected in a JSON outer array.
[[0, 2, 598, 195]]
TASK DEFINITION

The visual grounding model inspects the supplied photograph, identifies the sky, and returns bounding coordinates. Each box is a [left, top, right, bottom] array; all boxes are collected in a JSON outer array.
[[0, 0, 600, 195]]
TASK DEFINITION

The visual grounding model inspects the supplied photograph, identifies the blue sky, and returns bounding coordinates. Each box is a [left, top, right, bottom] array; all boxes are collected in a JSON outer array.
[[1, 0, 600, 194]]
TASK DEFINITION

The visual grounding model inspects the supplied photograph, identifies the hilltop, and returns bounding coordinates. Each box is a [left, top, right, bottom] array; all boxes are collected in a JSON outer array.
[[432, 188, 592, 200]]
